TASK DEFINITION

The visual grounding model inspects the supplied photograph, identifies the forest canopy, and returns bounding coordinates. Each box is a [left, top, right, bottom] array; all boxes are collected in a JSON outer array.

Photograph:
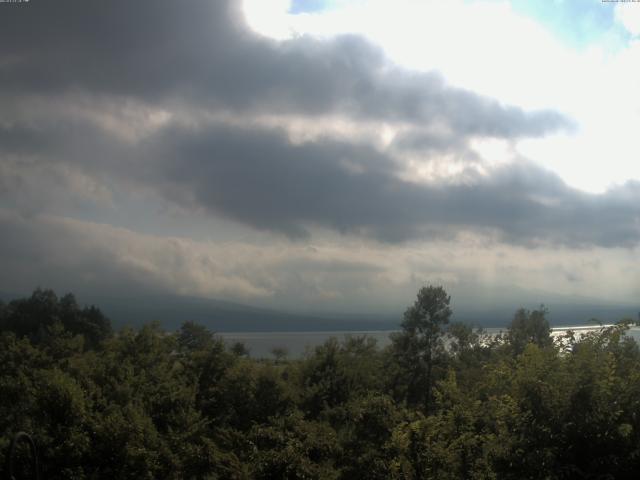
[[1, 287, 640, 479]]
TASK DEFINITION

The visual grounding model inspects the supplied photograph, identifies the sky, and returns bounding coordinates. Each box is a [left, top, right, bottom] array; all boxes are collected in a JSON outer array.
[[0, 0, 639, 318]]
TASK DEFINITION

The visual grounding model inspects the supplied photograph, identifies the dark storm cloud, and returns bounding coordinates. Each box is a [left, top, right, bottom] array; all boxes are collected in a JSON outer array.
[[145, 122, 640, 246], [1, 0, 637, 249], [0, 0, 571, 139], [4, 114, 636, 247]]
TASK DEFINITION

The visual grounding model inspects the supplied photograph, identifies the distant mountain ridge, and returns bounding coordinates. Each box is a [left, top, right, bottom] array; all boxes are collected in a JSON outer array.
[[1, 291, 637, 332], [0, 291, 399, 332], [96, 294, 401, 332]]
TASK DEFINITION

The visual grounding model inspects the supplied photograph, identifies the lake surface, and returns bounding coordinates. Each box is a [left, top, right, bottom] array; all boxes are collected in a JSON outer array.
[[218, 330, 397, 358], [219, 325, 640, 358]]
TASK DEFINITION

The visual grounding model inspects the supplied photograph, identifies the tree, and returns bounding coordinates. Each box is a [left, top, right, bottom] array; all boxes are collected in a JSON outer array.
[[270, 346, 289, 364], [300, 336, 384, 418], [338, 393, 405, 479], [248, 412, 340, 479], [178, 321, 215, 352], [391, 286, 452, 412], [230, 341, 250, 357], [0, 289, 111, 349], [507, 306, 552, 355]]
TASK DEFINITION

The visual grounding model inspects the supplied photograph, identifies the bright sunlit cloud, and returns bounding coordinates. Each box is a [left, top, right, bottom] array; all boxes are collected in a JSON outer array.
[[616, 2, 640, 36], [243, 0, 640, 193]]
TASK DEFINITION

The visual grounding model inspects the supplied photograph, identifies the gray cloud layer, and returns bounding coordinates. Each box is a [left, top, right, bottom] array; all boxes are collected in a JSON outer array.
[[1, 0, 638, 249], [128, 123, 640, 246], [2, 113, 639, 247], [1, 0, 570, 137]]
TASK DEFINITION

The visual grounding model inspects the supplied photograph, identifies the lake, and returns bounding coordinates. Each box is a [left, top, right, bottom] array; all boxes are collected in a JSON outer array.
[[219, 325, 640, 358]]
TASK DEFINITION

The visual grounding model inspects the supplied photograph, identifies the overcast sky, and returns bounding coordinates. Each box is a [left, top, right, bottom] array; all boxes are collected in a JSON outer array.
[[1, 0, 638, 316]]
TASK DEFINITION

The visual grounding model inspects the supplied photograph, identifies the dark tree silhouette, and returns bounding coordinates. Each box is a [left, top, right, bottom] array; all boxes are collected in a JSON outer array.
[[391, 285, 452, 412]]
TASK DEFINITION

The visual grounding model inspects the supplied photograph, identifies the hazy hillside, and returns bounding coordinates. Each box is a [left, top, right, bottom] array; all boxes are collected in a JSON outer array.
[[2, 291, 637, 332]]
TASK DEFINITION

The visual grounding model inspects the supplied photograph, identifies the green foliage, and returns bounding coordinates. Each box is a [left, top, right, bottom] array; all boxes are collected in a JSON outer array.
[[2, 288, 640, 478], [230, 341, 250, 357], [270, 346, 289, 363], [337, 393, 407, 479], [249, 412, 340, 479], [299, 335, 383, 418], [178, 320, 217, 352], [507, 306, 552, 355], [390, 285, 452, 411], [0, 289, 112, 349]]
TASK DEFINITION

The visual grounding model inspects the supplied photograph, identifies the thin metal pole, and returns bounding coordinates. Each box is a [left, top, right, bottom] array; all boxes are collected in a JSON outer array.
[[7, 432, 40, 480]]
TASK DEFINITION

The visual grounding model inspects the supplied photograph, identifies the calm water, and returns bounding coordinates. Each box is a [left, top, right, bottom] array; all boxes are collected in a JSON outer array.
[[219, 325, 640, 358], [218, 330, 397, 358]]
